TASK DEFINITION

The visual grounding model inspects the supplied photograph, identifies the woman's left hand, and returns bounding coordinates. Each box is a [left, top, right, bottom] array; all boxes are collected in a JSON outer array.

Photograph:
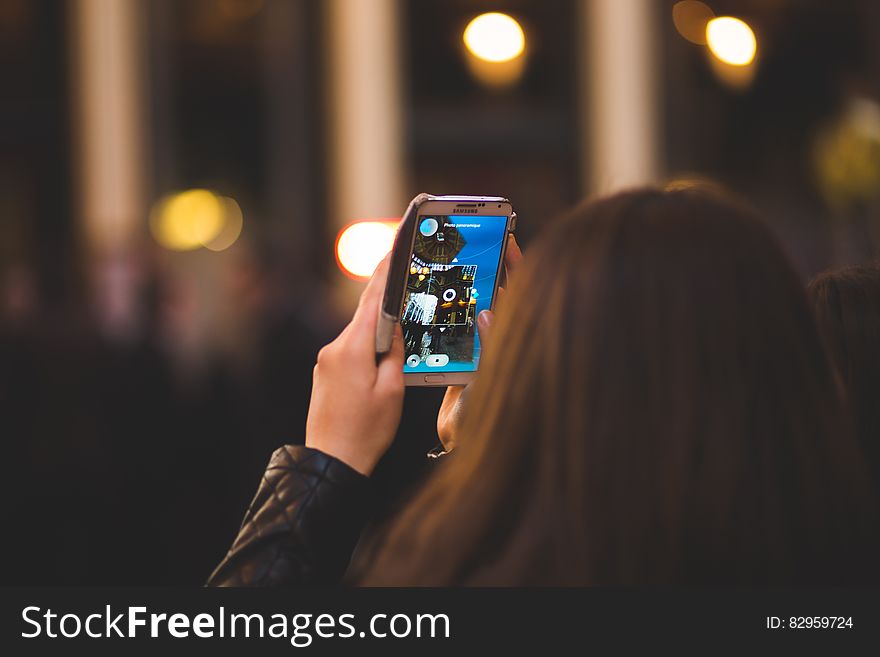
[[305, 256, 405, 476]]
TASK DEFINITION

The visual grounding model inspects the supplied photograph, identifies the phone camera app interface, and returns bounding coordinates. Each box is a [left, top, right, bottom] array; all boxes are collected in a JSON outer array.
[[402, 214, 507, 373]]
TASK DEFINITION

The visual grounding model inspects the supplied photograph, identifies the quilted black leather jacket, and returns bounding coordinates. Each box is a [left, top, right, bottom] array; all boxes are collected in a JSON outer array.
[[207, 445, 374, 586]]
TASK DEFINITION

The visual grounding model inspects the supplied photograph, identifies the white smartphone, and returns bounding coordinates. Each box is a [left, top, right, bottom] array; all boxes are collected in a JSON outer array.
[[376, 194, 517, 386]]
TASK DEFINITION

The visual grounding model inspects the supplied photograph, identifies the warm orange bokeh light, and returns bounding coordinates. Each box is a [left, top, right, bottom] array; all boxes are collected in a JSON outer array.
[[706, 16, 757, 66], [335, 220, 400, 280]]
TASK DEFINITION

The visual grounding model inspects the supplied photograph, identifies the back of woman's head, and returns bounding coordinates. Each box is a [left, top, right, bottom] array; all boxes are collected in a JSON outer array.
[[809, 263, 880, 483], [365, 187, 877, 586]]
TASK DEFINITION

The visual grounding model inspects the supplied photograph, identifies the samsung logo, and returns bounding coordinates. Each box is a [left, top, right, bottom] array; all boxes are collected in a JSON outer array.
[[455, 208, 479, 214]]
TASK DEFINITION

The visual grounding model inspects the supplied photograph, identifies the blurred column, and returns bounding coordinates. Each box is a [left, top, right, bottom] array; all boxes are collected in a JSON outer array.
[[69, 0, 147, 339], [262, 0, 314, 280], [70, 0, 146, 254], [324, 0, 406, 293], [579, 0, 661, 195]]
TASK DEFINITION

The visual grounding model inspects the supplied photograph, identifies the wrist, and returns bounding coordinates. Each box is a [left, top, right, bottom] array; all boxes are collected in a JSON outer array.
[[305, 438, 377, 476]]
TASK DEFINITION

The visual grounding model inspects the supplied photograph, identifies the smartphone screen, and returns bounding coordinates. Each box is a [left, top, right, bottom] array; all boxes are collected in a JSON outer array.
[[401, 214, 508, 373]]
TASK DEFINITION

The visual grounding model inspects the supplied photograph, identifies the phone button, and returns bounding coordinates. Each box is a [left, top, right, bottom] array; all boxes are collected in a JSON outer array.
[[425, 354, 449, 367], [424, 374, 446, 384]]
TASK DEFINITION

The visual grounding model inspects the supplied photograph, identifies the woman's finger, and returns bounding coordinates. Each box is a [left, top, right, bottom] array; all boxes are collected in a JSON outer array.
[[345, 254, 393, 351], [352, 255, 391, 322], [477, 309, 494, 348], [505, 234, 523, 275], [437, 384, 467, 450], [376, 323, 405, 393]]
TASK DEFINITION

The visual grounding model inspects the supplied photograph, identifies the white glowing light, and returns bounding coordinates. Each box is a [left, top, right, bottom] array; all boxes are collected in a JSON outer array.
[[335, 221, 398, 279], [463, 13, 525, 63], [706, 16, 757, 66]]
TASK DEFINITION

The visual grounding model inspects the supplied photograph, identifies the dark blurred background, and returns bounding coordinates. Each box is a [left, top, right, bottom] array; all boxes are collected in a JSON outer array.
[[1, 0, 879, 583]]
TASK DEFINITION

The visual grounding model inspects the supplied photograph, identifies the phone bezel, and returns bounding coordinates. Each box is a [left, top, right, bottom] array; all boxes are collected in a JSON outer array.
[[401, 198, 514, 387]]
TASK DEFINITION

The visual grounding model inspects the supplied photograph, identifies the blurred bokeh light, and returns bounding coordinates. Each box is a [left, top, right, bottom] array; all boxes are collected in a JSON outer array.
[[335, 220, 398, 279], [706, 16, 757, 66], [204, 196, 244, 252], [150, 189, 243, 252], [462, 12, 526, 88], [672, 1, 715, 45], [463, 13, 525, 63], [813, 97, 880, 212]]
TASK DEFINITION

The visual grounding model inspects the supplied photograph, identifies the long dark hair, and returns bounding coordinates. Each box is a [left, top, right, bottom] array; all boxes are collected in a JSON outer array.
[[809, 263, 880, 485], [365, 187, 877, 585]]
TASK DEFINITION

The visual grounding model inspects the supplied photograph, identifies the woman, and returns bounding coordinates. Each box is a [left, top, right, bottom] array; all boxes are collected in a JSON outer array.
[[208, 187, 877, 587], [808, 264, 880, 485]]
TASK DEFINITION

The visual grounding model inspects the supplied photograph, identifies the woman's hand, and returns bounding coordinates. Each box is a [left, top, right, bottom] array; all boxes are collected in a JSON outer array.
[[437, 310, 493, 451], [305, 257, 405, 476], [437, 235, 523, 451]]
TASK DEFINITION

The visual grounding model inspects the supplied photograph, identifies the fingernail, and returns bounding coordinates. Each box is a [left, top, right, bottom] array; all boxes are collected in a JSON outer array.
[[477, 310, 492, 328]]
